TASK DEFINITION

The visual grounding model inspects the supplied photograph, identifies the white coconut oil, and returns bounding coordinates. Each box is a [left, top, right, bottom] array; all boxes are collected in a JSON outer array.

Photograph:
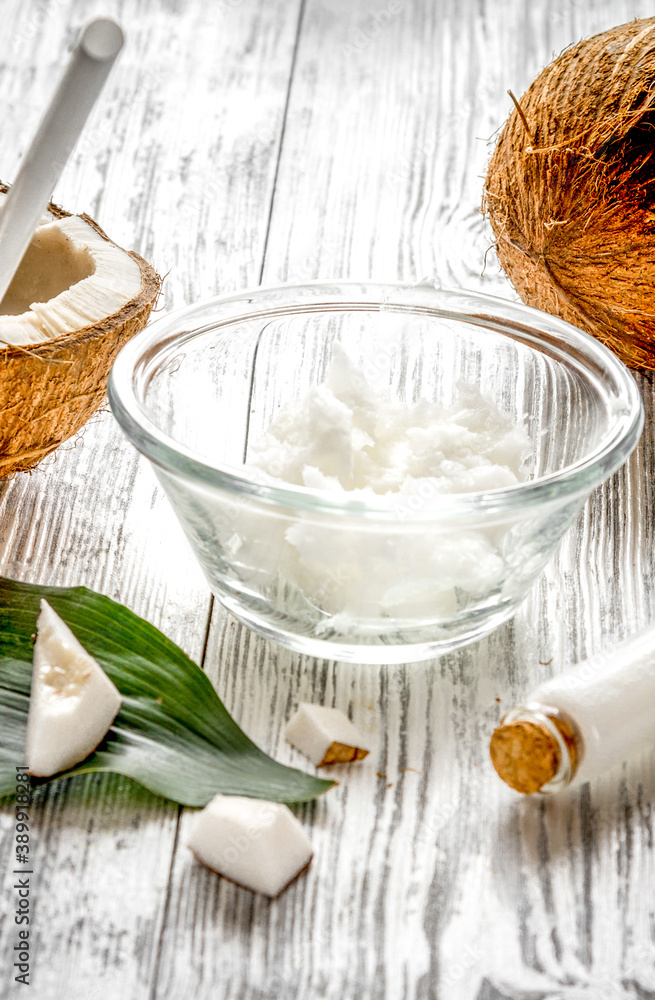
[[220, 344, 533, 631], [247, 343, 529, 497]]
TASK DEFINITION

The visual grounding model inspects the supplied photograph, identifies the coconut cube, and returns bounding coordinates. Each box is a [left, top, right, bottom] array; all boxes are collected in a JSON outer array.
[[284, 703, 369, 766], [26, 599, 122, 776], [187, 794, 313, 897]]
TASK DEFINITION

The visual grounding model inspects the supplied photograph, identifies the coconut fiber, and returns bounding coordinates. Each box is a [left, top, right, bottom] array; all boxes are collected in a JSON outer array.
[[0, 186, 160, 477], [484, 17, 655, 369]]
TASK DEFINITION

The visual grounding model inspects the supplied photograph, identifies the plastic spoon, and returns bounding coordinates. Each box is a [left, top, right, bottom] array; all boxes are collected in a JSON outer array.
[[0, 17, 124, 306]]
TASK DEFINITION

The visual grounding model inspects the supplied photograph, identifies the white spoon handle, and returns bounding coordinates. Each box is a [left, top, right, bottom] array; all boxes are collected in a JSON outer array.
[[0, 18, 124, 306]]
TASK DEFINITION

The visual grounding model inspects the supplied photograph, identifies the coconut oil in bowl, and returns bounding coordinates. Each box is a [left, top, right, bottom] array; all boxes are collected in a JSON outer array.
[[108, 281, 643, 663]]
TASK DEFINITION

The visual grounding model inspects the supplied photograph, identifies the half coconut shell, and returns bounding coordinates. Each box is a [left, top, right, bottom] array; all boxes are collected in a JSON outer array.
[[0, 183, 160, 477]]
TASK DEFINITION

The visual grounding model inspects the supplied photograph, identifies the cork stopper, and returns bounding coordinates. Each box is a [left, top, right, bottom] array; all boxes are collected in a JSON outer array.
[[489, 706, 580, 795]]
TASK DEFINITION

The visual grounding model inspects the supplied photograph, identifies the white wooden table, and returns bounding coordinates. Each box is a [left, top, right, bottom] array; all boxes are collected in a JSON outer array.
[[2, 2, 655, 997]]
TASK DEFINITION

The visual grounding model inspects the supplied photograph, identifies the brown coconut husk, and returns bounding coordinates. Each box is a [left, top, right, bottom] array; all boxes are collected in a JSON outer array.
[[0, 184, 161, 477], [484, 18, 655, 370]]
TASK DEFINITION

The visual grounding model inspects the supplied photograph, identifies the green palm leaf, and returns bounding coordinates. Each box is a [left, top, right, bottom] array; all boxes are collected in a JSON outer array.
[[0, 577, 333, 805]]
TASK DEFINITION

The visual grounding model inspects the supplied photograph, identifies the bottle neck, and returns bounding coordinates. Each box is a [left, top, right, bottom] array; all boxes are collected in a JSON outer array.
[[490, 703, 581, 794]]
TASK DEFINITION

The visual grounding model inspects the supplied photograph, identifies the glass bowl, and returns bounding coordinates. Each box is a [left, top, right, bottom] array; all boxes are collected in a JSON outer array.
[[108, 281, 643, 663]]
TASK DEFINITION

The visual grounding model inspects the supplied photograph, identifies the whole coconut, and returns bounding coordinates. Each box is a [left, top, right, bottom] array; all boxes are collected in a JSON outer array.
[[484, 18, 655, 369]]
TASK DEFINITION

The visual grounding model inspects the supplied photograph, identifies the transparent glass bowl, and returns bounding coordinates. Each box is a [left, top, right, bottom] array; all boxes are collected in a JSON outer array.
[[108, 282, 643, 663]]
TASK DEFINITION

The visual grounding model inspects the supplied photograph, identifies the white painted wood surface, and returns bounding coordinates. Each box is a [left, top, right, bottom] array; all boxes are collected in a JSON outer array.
[[2, 1, 655, 997]]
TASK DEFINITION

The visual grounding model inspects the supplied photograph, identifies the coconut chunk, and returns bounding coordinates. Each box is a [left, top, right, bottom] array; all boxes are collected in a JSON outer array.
[[26, 600, 122, 776], [0, 196, 143, 346], [187, 794, 313, 897], [0, 312, 45, 345], [284, 703, 369, 766]]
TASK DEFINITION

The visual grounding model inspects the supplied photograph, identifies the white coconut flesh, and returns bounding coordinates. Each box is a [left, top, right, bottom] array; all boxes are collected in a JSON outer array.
[[284, 703, 369, 766], [187, 794, 313, 897], [0, 195, 142, 346], [25, 599, 122, 777]]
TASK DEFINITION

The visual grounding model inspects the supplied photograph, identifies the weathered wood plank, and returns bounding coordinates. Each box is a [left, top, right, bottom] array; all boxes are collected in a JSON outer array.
[[154, 1, 655, 998], [3, 0, 655, 998], [0, 1, 302, 996]]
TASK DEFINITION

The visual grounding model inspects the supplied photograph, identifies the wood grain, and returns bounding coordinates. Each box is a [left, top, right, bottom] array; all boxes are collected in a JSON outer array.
[[3, 0, 655, 998], [0, 1, 301, 997], [156, 1, 655, 998]]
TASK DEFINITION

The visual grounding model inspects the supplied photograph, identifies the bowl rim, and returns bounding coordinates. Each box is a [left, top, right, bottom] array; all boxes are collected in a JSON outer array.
[[107, 280, 644, 520]]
